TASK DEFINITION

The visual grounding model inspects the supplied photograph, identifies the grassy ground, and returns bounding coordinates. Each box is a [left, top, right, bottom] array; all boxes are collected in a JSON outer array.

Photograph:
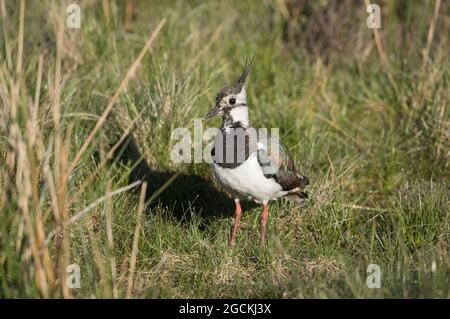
[[0, 0, 449, 298]]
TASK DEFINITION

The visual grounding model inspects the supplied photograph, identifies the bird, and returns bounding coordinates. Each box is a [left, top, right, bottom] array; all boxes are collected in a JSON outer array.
[[204, 58, 309, 246]]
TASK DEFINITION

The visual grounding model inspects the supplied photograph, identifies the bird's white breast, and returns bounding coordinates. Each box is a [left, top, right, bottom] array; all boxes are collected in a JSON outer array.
[[212, 152, 284, 203]]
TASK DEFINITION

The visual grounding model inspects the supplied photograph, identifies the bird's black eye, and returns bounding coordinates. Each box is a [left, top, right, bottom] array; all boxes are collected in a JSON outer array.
[[229, 97, 236, 105]]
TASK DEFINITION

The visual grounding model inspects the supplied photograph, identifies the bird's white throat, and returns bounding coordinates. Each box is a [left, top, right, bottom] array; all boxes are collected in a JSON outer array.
[[229, 106, 249, 127]]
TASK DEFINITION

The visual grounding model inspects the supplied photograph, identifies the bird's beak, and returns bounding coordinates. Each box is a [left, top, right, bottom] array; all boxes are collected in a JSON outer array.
[[204, 103, 220, 120]]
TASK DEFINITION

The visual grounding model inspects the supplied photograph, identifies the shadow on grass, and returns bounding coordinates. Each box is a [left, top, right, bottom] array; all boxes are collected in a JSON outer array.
[[113, 136, 257, 221]]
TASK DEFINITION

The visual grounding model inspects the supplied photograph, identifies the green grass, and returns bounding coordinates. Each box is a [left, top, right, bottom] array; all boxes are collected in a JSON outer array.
[[0, 0, 449, 298]]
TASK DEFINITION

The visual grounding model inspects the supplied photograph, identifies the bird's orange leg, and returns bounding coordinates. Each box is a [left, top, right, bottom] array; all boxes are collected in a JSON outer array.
[[260, 201, 269, 246], [230, 199, 242, 246]]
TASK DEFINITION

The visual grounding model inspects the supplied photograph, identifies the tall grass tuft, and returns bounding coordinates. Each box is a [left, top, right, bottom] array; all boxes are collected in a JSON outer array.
[[0, 1, 169, 298]]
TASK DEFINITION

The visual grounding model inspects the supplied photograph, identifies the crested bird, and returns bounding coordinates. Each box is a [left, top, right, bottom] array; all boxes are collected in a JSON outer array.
[[204, 58, 309, 246]]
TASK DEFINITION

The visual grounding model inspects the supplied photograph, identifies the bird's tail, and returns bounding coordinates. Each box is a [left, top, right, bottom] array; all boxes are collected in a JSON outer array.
[[285, 174, 309, 203], [285, 191, 308, 203]]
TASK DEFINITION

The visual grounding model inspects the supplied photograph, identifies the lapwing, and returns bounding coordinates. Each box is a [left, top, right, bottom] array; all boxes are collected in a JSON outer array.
[[204, 58, 309, 246]]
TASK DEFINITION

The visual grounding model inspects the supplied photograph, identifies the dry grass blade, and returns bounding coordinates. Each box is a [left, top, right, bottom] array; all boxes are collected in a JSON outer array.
[[16, 140, 49, 298], [422, 0, 442, 69], [275, 0, 290, 20], [105, 182, 119, 298], [364, 0, 387, 69], [41, 111, 142, 222], [43, 180, 142, 247], [126, 181, 147, 298], [146, 172, 181, 204], [84, 206, 109, 297], [51, 2, 71, 298], [28, 55, 43, 147], [102, 0, 111, 25], [69, 19, 166, 173], [15, 0, 24, 75], [70, 114, 142, 203], [0, 0, 12, 69]]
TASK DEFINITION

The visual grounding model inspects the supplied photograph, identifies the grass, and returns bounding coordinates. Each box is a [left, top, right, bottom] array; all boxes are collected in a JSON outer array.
[[0, 0, 449, 298]]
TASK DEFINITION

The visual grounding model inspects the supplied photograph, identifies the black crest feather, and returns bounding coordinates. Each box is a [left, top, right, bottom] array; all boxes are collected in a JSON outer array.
[[237, 54, 255, 84]]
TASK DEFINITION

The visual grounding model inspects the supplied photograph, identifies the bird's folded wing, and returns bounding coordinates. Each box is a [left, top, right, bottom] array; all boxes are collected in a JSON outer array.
[[254, 128, 305, 191]]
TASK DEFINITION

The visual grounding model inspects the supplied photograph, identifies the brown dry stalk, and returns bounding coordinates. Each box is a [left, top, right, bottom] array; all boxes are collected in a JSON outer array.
[[105, 182, 119, 298], [41, 111, 142, 222], [34, 211, 56, 290], [69, 19, 166, 173], [51, 2, 72, 298], [364, 0, 387, 69], [126, 181, 147, 298], [422, 0, 442, 69], [124, 0, 134, 30], [26, 54, 57, 289], [102, 0, 111, 25], [84, 207, 109, 297], [275, 0, 290, 20], [2, 1, 55, 297], [16, 139, 49, 298], [41, 138, 61, 222], [0, 0, 12, 69], [43, 180, 142, 247], [341, 204, 388, 213], [22, 179, 142, 264], [41, 114, 141, 223], [60, 123, 73, 299], [16, 0, 24, 75], [69, 113, 142, 206], [27, 139, 55, 292], [6, 79, 17, 179], [28, 55, 43, 147]]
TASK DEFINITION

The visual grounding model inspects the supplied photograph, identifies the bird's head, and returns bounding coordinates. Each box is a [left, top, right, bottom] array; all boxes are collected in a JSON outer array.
[[204, 57, 254, 122]]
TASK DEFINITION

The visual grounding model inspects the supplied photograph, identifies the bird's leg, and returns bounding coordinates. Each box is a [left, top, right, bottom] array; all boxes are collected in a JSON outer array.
[[230, 198, 242, 246], [260, 201, 269, 246]]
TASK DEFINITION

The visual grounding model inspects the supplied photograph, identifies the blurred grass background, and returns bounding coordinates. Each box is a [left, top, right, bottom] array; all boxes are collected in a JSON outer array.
[[0, 0, 449, 298]]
